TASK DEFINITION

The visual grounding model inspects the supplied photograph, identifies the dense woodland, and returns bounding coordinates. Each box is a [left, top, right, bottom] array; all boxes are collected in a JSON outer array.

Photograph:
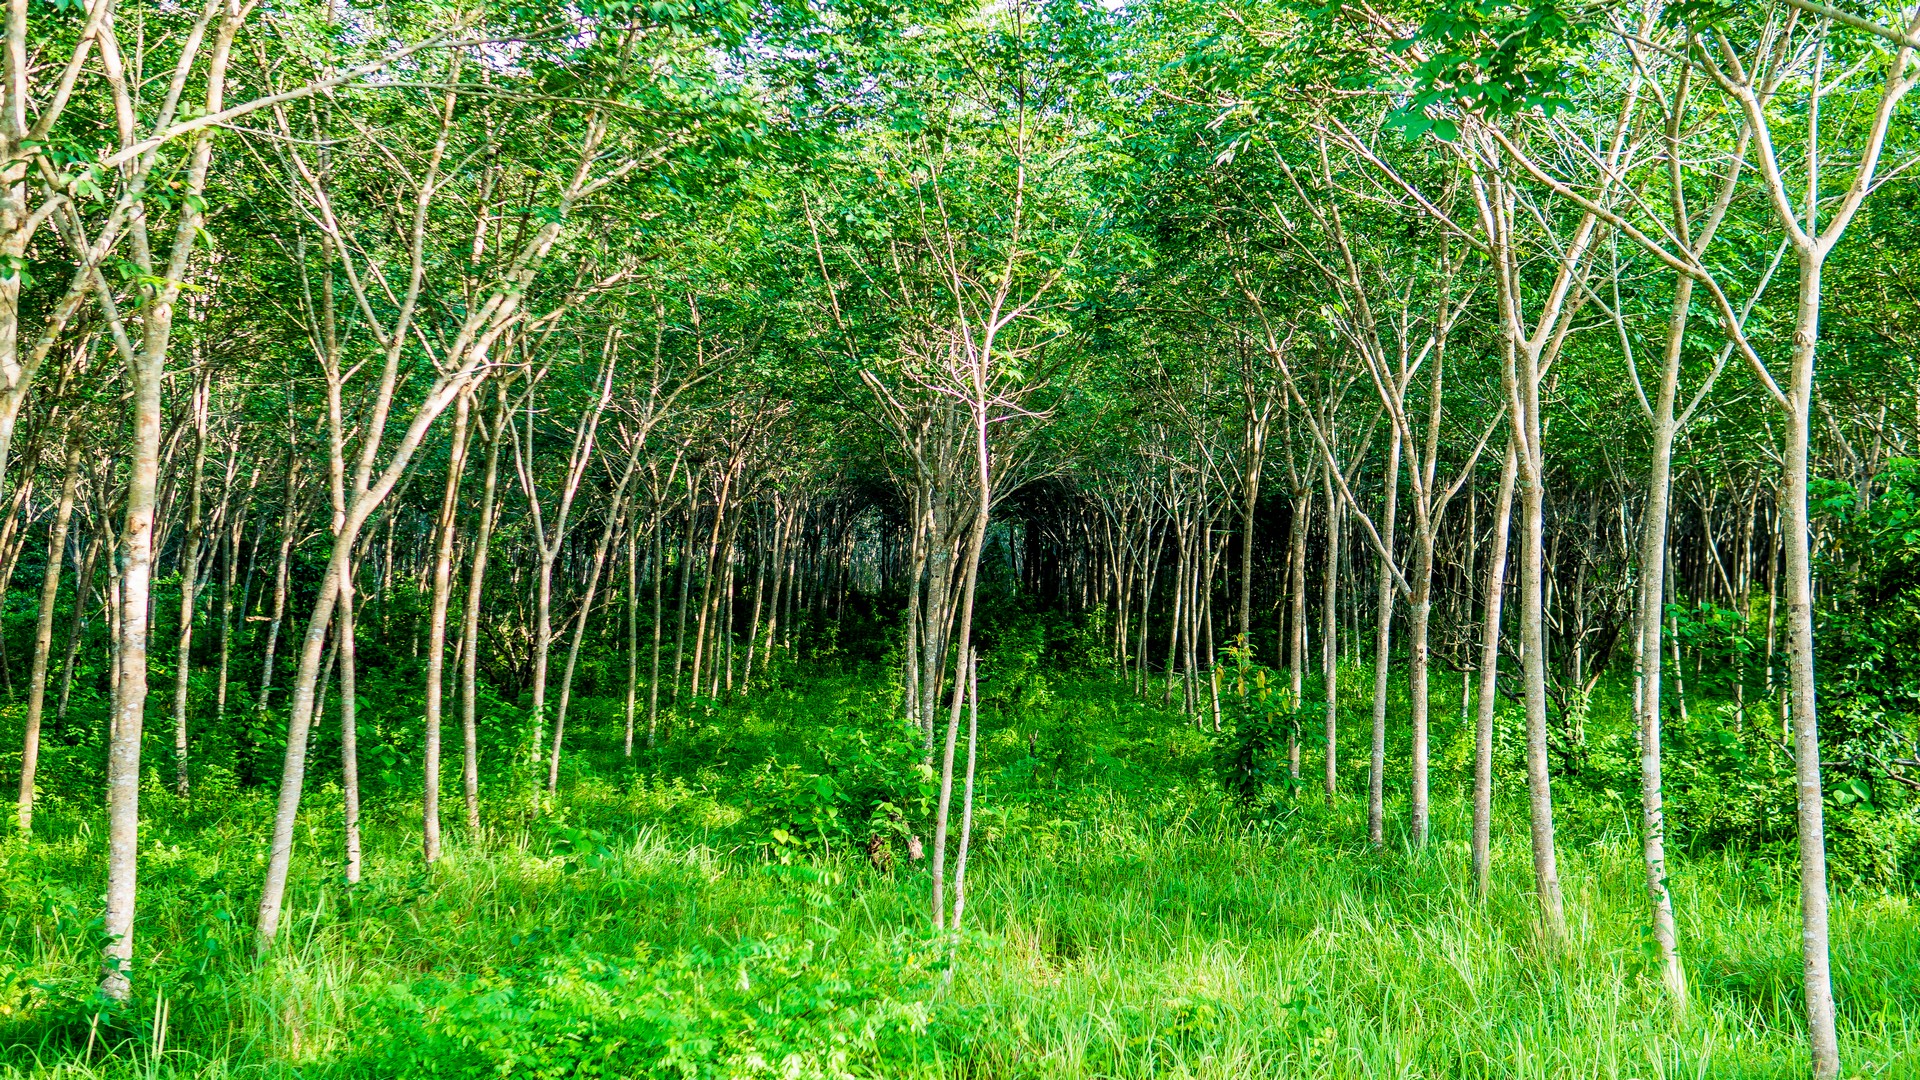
[[2, 0, 1920, 1076]]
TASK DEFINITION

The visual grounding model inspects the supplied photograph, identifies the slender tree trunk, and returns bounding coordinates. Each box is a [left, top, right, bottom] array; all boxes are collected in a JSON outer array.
[[920, 501, 957, 758], [932, 406, 992, 931], [1474, 443, 1517, 898], [1368, 427, 1402, 845], [423, 393, 472, 864], [671, 501, 697, 702], [903, 494, 926, 728], [171, 390, 211, 796], [258, 464, 301, 715], [460, 390, 504, 831], [1165, 514, 1187, 709], [102, 393, 151, 997], [1407, 531, 1436, 847], [1784, 256, 1836, 1078], [1139, 525, 1160, 696], [1238, 432, 1264, 644], [530, 540, 557, 770], [1635, 276, 1692, 1003], [1519, 389, 1566, 946], [1323, 471, 1342, 800], [549, 495, 628, 795], [690, 478, 734, 699], [57, 531, 102, 727], [718, 540, 737, 697], [1288, 488, 1309, 776], [339, 562, 362, 884], [648, 521, 665, 746], [16, 444, 80, 834], [215, 469, 258, 724], [103, 294, 177, 1000], [950, 653, 980, 928], [1202, 528, 1222, 733], [624, 516, 640, 755], [742, 521, 768, 691], [760, 502, 791, 685]]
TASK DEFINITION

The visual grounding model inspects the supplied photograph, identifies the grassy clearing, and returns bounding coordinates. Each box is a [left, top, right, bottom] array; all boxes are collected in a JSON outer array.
[[2, 669, 1916, 1078]]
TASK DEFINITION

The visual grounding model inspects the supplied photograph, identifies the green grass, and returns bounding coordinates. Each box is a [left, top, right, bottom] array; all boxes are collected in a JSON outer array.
[[2, 666, 1917, 1078]]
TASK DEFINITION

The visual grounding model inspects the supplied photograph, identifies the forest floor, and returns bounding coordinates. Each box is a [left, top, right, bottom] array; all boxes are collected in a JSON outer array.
[[3, 667, 1919, 1078]]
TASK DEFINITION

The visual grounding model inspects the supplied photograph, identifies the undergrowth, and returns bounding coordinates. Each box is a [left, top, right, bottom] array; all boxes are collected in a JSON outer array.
[[2, 662, 1917, 1078]]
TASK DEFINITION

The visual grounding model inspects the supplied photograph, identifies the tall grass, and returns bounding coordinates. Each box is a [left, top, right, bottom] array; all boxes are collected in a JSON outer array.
[[2, 667, 1915, 1078]]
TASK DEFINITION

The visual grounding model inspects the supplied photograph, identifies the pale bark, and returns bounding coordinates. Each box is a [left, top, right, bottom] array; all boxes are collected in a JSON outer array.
[[932, 420, 990, 931], [1367, 426, 1400, 845], [647, 521, 665, 747], [1288, 486, 1309, 777], [549, 440, 645, 795], [1238, 378, 1275, 644], [170, 378, 211, 796], [671, 496, 698, 702], [336, 560, 363, 883], [214, 468, 259, 723], [624, 515, 641, 755], [257, 459, 302, 716], [517, 357, 617, 780], [1781, 262, 1836, 1073], [56, 529, 101, 726], [423, 391, 472, 863], [460, 388, 505, 830], [100, 0, 241, 997], [950, 653, 979, 928], [1322, 470, 1342, 800], [16, 442, 79, 834], [740, 519, 768, 690], [1696, 26, 1920, 1069], [1473, 443, 1516, 898]]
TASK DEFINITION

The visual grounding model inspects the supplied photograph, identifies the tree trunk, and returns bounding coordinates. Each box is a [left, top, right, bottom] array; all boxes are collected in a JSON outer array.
[[624, 515, 641, 755], [339, 562, 363, 884], [171, 387, 211, 796], [1368, 426, 1401, 846], [57, 531, 102, 727], [742, 518, 769, 691], [257, 461, 302, 716], [671, 499, 698, 702], [1288, 487, 1309, 776], [1322, 470, 1342, 800], [16, 443, 79, 834], [1407, 526, 1436, 846], [1518, 390, 1566, 946], [1785, 255, 1836, 1078], [1473, 443, 1517, 898], [931, 404, 992, 931], [1634, 276, 1692, 1003], [102, 63, 232, 984], [549, 492, 631, 795], [648, 521, 666, 747], [689, 476, 735, 699], [902, 493, 925, 727], [103, 348, 160, 998], [460, 389, 505, 830], [950, 653, 980, 928], [423, 392, 472, 863], [1238, 427, 1264, 644]]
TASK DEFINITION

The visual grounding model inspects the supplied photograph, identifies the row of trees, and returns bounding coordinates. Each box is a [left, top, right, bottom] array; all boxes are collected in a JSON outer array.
[[4, 0, 1916, 1075]]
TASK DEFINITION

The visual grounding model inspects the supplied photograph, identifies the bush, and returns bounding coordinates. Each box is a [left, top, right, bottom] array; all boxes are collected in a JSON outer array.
[[361, 936, 937, 1080], [1212, 646, 1301, 806]]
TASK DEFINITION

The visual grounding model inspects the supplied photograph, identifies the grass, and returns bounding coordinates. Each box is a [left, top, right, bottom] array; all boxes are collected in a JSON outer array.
[[1, 662, 1917, 1078]]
